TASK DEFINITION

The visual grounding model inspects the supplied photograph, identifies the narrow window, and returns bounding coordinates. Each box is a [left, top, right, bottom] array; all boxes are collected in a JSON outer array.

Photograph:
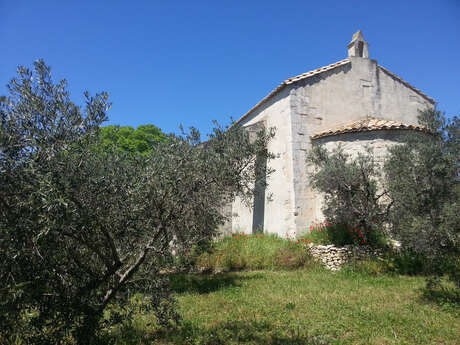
[[357, 41, 364, 57]]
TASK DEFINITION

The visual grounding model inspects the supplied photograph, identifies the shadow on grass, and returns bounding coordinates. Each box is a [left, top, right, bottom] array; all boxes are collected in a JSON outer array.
[[112, 319, 332, 345], [420, 286, 460, 311], [168, 272, 264, 294]]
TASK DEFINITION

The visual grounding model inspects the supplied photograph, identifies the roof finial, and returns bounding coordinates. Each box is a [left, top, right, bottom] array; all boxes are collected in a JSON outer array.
[[348, 30, 369, 58]]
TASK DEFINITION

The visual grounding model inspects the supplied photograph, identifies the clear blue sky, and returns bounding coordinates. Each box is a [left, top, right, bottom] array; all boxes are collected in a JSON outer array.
[[1, 0, 459, 136]]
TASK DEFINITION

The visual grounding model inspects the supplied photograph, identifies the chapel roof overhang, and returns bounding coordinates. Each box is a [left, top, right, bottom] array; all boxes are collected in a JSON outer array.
[[311, 117, 429, 140], [234, 58, 351, 126]]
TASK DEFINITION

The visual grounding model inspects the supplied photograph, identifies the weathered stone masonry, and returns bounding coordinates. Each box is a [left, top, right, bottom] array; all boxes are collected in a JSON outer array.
[[222, 30, 435, 238], [307, 244, 383, 271]]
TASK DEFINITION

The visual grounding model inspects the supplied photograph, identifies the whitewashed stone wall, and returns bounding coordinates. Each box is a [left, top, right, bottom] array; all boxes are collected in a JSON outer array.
[[312, 129, 411, 163], [289, 57, 432, 236], [226, 53, 433, 238], [310, 129, 421, 224], [230, 87, 298, 237]]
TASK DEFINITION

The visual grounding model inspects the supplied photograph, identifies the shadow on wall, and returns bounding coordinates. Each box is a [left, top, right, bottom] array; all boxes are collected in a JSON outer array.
[[252, 150, 267, 234]]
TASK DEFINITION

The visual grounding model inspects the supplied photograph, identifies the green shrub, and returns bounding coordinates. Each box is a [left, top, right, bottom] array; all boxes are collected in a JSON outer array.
[[343, 251, 460, 306], [195, 233, 314, 272], [343, 258, 391, 276], [387, 251, 429, 275], [275, 247, 311, 270], [302, 222, 331, 245], [302, 222, 386, 247], [423, 277, 460, 309], [347, 251, 460, 280], [384, 109, 460, 290], [307, 145, 390, 244], [343, 252, 434, 277]]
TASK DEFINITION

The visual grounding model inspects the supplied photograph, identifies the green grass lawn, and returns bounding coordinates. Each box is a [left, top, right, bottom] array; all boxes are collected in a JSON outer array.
[[109, 268, 460, 345]]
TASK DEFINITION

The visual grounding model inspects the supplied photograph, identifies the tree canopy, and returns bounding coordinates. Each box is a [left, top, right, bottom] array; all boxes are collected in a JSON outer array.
[[99, 124, 167, 155], [0, 60, 274, 344], [307, 108, 459, 287], [384, 109, 460, 261], [307, 145, 390, 245]]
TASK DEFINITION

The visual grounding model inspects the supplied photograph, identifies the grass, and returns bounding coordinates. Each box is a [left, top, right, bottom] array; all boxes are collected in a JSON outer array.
[[6, 234, 458, 344], [106, 268, 460, 345], [194, 233, 313, 272]]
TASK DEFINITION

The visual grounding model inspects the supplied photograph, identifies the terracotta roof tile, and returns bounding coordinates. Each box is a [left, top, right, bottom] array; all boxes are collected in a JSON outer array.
[[284, 59, 350, 85], [311, 117, 427, 139]]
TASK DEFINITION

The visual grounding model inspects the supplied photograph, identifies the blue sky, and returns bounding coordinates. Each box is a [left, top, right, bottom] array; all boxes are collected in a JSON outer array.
[[1, 0, 459, 136]]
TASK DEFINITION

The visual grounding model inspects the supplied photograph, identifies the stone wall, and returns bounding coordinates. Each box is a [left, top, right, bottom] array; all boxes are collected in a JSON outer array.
[[228, 50, 433, 238], [307, 244, 383, 271], [289, 57, 433, 236], [230, 87, 297, 237]]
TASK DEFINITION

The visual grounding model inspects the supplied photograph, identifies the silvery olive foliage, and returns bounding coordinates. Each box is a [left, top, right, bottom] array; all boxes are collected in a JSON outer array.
[[307, 108, 459, 286], [384, 109, 460, 280], [0, 60, 274, 344], [306, 145, 390, 245]]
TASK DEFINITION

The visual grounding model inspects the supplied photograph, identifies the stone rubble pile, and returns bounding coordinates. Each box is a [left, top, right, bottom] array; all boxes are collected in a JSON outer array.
[[307, 244, 383, 271]]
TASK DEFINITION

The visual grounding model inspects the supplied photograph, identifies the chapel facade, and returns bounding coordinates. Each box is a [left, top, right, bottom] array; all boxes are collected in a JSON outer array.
[[223, 31, 435, 238]]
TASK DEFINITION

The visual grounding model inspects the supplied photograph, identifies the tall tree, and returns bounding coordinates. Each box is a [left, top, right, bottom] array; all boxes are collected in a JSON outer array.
[[306, 145, 389, 245], [0, 60, 274, 344], [384, 109, 460, 283], [99, 123, 167, 155]]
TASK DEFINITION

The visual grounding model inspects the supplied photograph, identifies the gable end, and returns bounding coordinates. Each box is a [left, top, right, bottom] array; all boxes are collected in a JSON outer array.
[[378, 66, 435, 104]]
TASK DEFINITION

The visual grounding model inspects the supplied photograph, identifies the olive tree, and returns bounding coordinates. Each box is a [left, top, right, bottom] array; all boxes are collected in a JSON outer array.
[[307, 145, 390, 245], [0, 60, 273, 344], [384, 109, 460, 283]]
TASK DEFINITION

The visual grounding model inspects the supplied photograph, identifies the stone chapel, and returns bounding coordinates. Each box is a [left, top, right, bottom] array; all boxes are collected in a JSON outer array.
[[223, 31, 434, 238]]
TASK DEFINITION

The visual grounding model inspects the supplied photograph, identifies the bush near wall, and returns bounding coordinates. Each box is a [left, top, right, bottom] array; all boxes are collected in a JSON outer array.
[[302, 222, 388, 247]]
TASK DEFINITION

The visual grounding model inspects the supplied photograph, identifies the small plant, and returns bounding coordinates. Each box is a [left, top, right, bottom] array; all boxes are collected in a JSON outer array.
[[423, 277, 460, 310], [343, 258, 390, 276], [303, 222, 377, 246]]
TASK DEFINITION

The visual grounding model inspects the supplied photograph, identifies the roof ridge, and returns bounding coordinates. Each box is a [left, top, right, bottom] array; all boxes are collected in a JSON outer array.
[[233, 58, 351, 126], [233, 60, 434, 128], [284, 58, 350, 85]]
